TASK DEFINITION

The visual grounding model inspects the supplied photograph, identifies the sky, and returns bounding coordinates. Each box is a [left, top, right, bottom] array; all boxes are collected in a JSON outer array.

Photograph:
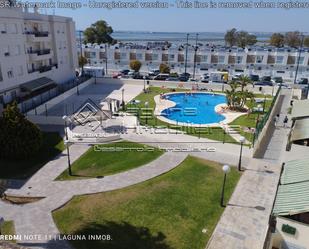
[[32, 0, 309, 32]]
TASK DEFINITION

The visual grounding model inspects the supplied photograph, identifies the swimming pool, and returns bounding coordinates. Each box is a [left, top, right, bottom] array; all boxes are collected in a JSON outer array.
[[161, 93, 227, 125]]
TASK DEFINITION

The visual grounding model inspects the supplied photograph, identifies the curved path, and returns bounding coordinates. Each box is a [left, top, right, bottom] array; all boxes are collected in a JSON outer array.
[[1, 151, 187, 249]]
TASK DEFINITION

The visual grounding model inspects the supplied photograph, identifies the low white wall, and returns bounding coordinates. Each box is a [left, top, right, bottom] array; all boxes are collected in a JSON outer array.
[[95, 77, 276, 95], [270, 217, 309, 249], [27, 77, 94, 115], [252, 89, 282, 157]]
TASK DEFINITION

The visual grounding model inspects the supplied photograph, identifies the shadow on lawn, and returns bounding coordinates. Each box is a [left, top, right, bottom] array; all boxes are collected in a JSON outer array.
[[70, 221, 174, 249]]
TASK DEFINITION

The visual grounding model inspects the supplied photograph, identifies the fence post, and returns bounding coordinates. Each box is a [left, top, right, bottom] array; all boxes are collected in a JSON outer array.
[[45, 104, 48, 117]]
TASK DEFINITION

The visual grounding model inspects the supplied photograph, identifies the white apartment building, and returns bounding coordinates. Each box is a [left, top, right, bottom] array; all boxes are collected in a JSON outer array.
[[0, 4, 77, 104], [81, 44, 309, 79]]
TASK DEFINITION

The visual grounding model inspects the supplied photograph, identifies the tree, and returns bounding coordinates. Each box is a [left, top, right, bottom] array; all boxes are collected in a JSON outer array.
[[224, 29, 257, 48], [78, 55, 88, 68], [269, 33, 285, 47], [236, 31, 257, 48], [224, 28, 237, 47], [238, 75, 252, 92], [84, 20, 116, 44], [0, 102, 42, 159], [159, 63, 170, 74], [130, 60, 142, 72], [303, 36, 309, 48], [225, 80, 254, 110], [284, 31, 301, 48]]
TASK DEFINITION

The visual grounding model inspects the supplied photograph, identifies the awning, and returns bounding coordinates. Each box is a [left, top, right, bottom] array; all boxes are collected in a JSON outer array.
[[291, 99, 309, 120], [280, 159, 309, 185], [273, 181, 309, 216], [20, 77, 56, 93], [290, 118, 309, 142]]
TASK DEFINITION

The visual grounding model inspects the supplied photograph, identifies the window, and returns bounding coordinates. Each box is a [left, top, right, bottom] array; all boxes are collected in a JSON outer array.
[[169, 54, 175, 61], [200, 55, 208, 62], [218, 56, 225, 64], [298, 56, 305, 65], [152, 54, 159, 61], [236, 56, 243, 64], [0, 23, 6, 34], [7, 69, 13, 78], [136, 53, 143, 60], [90, 52, 96, 59], [256, 55, 264, 63], [276, 56, 284, 64]]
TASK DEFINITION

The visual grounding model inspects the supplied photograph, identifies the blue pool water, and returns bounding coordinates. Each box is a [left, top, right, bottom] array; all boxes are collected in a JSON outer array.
[[161, 93, 227, 124]]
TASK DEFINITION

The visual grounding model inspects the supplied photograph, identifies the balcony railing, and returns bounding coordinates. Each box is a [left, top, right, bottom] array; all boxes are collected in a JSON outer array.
[[24, 31, 49, 37], [28, 64, 58, 74], [28, 49, 51, 56]]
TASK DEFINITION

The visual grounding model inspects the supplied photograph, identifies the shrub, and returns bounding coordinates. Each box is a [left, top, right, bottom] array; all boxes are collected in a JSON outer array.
[[0, 102, 42, 159]]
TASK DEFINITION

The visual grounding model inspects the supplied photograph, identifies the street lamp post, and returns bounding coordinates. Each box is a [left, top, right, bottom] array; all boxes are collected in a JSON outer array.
[[262, 93, 267, 113], [79, 30, 84, 76], [184, 33, 189, 75], [193, 33, 199, 80], [294, 33, 305, 84], [221, 164, 231, 207], [143, 76, 146, 92], [238, 136, 246, 171], [122, 88, 125, 111], [62, 115, 72, 176]]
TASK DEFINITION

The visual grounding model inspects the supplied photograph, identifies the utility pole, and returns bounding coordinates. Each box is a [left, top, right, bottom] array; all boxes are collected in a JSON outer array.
[[105, 43, 108, 76], [79, 30, 84, 76], [193, 33, 199, 80], [184, 33, 189, 75], [294, 33, 305, 84]]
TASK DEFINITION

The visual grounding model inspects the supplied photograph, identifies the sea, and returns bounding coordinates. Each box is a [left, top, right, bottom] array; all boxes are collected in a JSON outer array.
[[76, 30, 272, 45]]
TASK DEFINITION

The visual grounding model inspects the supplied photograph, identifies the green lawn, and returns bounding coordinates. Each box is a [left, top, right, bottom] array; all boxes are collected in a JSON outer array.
[[57, 141, 164, 180], [126, 87, 237, 143], [1, 221, 16, 242], [0, 132, 64, 179], [53, 156, 240, 249]]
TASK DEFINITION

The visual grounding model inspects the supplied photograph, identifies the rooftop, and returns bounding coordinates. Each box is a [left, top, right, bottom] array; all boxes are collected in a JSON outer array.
[[273, 159, 309, 216]]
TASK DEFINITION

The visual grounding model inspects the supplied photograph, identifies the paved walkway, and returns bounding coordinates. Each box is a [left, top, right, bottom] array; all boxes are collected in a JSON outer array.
[[206, 89, 292, 249]]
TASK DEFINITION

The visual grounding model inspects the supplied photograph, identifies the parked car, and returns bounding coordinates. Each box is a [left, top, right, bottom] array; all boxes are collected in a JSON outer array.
[[261, 76, 272, 82], [232, 73, 243, 80], [121, 69, 130, 75], [255, 81, 273, 86], [249, 74, 259, 82], [153, 73, 170, 81], [166, 76, 179, 81], [296, 78, 308, 85], [179, 72, 190, 82], [200, 73, 209, 83], [148, 69, 160, 77], [272, 77, 283, 84], [112, 72, 122, 79]]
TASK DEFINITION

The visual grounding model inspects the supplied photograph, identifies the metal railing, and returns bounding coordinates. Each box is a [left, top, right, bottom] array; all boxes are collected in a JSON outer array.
[[19, 76, 91, 113], [253, 85, 282, 146]]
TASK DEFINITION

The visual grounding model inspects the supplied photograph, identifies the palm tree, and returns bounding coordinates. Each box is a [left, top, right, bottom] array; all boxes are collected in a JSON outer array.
[[238, 75, 252, 92], [225, 81, 240, 109]]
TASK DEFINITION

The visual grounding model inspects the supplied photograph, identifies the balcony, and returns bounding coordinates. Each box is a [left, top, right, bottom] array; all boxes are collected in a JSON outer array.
[[28, 64, 58, 74], [28, 49, 53, 61], [25, 31, 51, 42]]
